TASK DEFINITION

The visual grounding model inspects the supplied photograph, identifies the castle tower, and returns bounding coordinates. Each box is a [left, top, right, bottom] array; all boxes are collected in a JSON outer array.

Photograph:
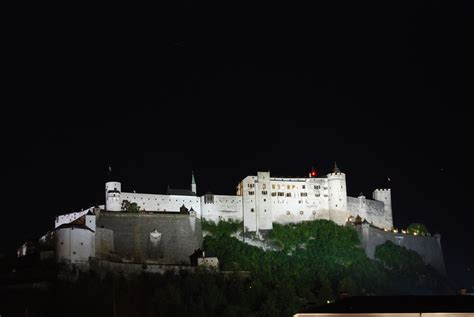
[[327, 162, 348, 225], [256, 171, 273, 231], [191, 171, 197, 194], [105, 181, 122, 211], [372, 188, 393, 228]]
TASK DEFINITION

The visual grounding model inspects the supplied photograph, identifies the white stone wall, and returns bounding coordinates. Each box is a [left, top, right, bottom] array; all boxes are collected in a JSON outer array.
[[242, 176, 257, 232], [269, 177, 330, 224], [198, 257, 219, 269], [85, 215, 96, 231], [256, 172, 273, 230], [200, 194, 243, 223], [346, 196, 389, 227], [55, 227, 95, 263], [120, 192, 201, 216]]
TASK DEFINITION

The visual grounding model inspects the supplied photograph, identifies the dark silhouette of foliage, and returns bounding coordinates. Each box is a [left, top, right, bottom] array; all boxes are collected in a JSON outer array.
[[122, 200, 140, 213], [1, 220, 453, 317], [407, 223, 428, 235]]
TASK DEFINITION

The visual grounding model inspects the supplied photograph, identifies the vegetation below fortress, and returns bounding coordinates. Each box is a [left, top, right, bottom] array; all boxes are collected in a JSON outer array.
[[1, 220, 453, 317], [203, 220, 452, 310]]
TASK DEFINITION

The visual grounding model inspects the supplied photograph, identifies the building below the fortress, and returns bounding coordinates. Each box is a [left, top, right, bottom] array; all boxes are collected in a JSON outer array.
[[23, 164, 444, 276]]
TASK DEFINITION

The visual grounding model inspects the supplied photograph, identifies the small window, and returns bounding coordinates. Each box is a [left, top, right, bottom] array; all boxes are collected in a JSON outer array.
[[271, 192, 276, 196], [263, 199, 266, 202], [262, 191, 267, 195], [287, 185, 291, 189], [286, 211, 291, 215], [312, 210, 317, 215], [301, 192, 307, 197], [299, 211, 304, 215], [251, 208, 255, 212], [80, 242, 84, 245], [73, 251, 76, 255], [249, 191, 254, 195], [272, 185, 275, 189], [286, 193, 291, 197], [315, 194, 320, 197], [278, 192, 284, 196]]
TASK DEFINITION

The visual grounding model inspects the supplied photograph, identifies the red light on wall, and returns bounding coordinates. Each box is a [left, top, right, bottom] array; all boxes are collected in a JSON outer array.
[[311, 170, 317, 177]]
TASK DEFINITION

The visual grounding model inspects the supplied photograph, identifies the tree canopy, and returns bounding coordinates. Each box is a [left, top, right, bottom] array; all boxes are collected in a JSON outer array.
[[407, 223, 428, 235]]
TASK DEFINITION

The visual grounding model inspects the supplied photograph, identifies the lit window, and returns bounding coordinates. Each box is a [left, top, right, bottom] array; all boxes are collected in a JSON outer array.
[[287, 185, 291, 189]]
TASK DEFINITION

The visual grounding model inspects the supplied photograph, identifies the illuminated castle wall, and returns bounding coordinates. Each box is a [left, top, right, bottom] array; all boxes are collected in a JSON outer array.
[[105, 166, 393, 232]]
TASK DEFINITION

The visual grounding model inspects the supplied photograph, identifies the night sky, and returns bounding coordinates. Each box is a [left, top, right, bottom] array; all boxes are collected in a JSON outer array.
[[2, 0, 473, 287]]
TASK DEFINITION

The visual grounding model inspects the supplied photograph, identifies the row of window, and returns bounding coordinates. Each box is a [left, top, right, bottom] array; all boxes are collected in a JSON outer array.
[[248, 183, 325, 190], [248, 191, 326, 198], [124, 197, 197, 203], [248, 209, 318, 216]]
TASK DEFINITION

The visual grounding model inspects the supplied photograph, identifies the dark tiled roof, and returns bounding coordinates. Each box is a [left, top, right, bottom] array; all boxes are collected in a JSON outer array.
[[166, 188, 196, 196], [54, 223, 95, 233], [298, 296, 474, 313]]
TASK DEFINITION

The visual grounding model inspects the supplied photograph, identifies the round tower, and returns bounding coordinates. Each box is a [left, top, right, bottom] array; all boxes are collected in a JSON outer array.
[[327, 162, 348, 225], [105, 181, 122, 211]]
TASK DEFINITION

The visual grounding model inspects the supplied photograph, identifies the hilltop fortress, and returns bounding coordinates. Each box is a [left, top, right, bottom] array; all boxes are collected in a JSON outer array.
[[105, 164, 393, 232], [29, 164, 444, 275]]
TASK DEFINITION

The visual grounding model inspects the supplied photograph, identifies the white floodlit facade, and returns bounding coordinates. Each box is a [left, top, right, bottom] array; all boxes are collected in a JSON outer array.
[[103, 167, 393, 232]]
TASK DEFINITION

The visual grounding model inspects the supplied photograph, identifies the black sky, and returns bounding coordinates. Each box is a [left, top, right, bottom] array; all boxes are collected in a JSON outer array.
[[2, 0, 473, 286]]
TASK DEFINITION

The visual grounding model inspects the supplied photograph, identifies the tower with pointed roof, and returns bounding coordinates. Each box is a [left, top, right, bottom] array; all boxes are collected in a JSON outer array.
[[191, 171, 197, 195]]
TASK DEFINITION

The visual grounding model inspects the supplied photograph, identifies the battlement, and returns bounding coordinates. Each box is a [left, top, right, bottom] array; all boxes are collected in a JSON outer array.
[[374, 188, 391, 192], [328, 172, 345, 176]]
